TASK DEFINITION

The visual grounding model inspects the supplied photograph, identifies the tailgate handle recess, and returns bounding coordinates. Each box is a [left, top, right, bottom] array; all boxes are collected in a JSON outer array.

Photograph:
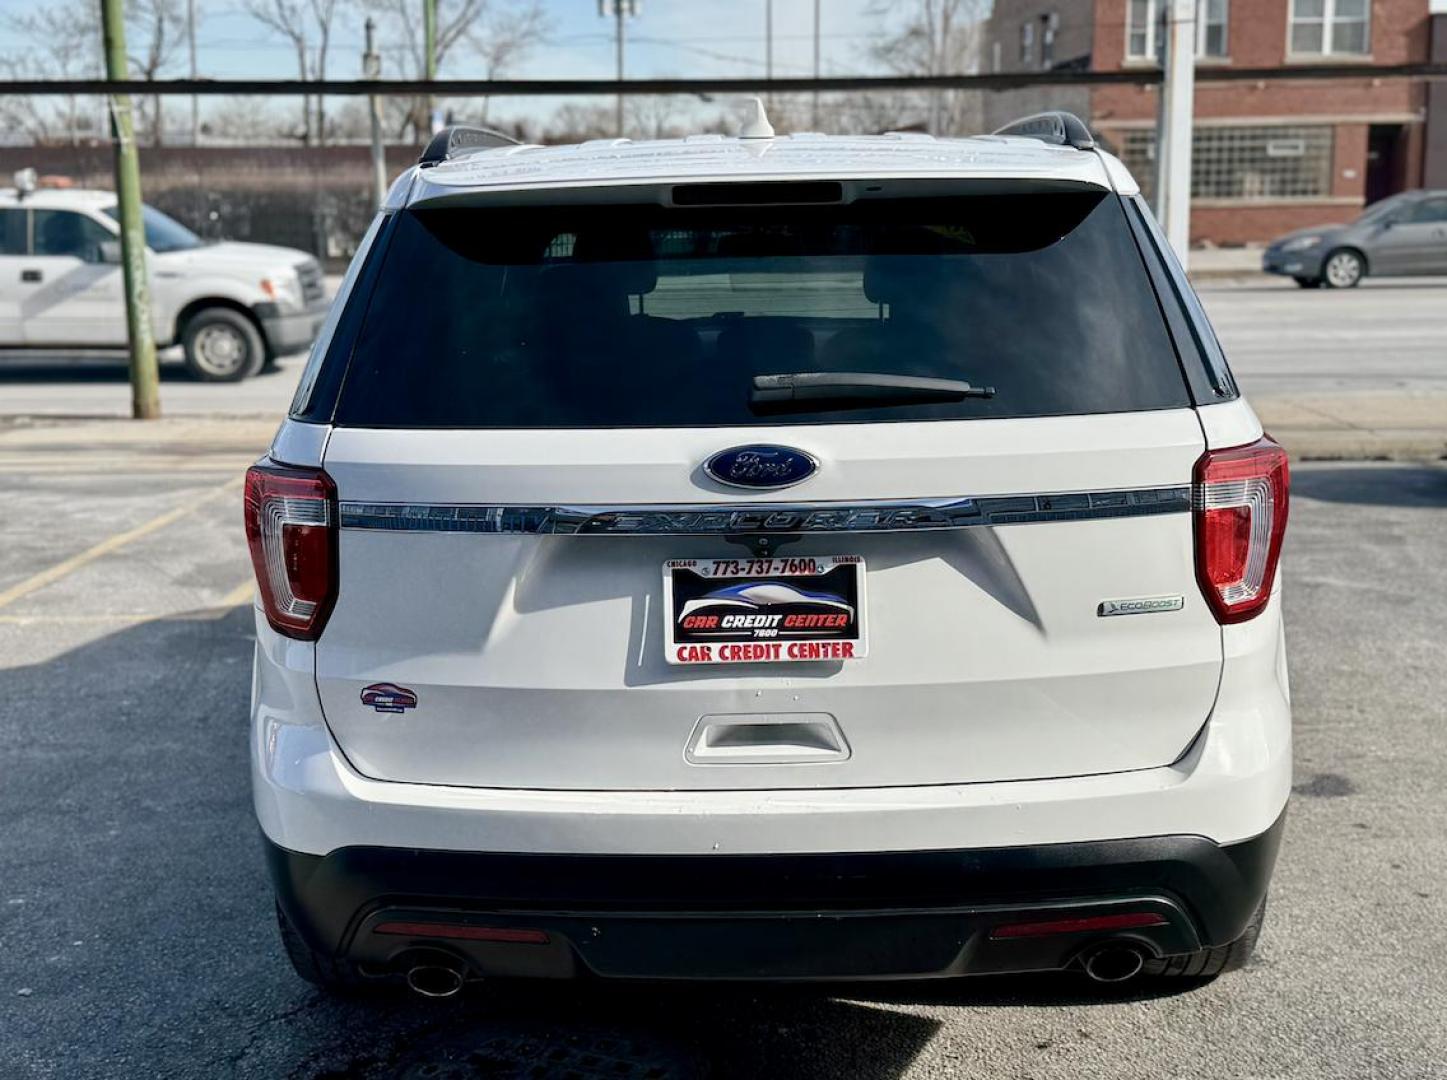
[[685, 713, 850, 765]]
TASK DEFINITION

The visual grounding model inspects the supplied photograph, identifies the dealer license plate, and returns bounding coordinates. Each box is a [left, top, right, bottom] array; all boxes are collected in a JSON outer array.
[[662, 556, 867, 665]]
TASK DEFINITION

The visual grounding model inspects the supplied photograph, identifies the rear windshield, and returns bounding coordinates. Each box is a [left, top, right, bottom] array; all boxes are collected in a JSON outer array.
[[333, 191, 1190, 428]]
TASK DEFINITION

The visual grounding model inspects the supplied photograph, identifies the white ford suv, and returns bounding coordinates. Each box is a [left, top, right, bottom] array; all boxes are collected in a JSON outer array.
[[247, 113, 1291, 996], [1, 174, 328, 380]]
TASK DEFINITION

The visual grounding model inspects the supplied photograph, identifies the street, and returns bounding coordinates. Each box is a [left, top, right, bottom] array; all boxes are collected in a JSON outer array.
[[0, 436, 1444, 1078], [1, 277, 1446, 1078], [2, 276, 1447, 419], [1203, 276, 1447, 395]]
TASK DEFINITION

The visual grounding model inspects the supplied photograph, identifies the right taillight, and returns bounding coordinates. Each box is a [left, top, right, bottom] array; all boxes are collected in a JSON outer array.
[[243, 462, 337, 640], [1193, 435, 1290, 624]]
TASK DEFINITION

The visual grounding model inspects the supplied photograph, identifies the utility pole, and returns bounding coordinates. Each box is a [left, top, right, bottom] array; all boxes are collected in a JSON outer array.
[[364, 17, 386, 209], [811, 0, 820, 130], [1156, 0, 1196, 268], [423, 0, 440, 134], [187, 0, 198, 145], [765, 0, 773, 112], [599, 1, 639, 137], [616, 0, 625, 135], [101, 0, 161, 420]]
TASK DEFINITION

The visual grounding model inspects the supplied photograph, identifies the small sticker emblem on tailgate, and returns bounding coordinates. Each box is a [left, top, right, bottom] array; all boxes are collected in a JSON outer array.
[[360, 683, 418, 713], [1097, 595, 1185, 617]]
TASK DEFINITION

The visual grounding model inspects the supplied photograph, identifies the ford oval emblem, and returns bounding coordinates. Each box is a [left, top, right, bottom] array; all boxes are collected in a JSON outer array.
[[704, 445, 818, 490]]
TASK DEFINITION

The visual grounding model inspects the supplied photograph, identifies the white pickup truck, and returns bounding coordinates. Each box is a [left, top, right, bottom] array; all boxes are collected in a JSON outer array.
[[0, 173, 329, 380]]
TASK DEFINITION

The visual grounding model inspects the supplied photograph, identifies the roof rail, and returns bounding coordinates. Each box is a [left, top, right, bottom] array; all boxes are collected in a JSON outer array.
[[991, 111, 1095, 151], [418, 125, 520, 166]]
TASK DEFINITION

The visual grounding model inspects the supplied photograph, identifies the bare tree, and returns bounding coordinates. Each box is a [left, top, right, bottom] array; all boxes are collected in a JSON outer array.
[[0, 1, 103, 146], [624, 94, 688, 141], [864, 0, 989, 135], [310, 0, 341, 144], [462, 0, 547, 124], [542, 102, 615, 145], [128, 0, 187, 145], [242, 0, 311, 142], [364, 0, 550, 138], [242, 0, 343, 145], [203, 96, 293, 143]]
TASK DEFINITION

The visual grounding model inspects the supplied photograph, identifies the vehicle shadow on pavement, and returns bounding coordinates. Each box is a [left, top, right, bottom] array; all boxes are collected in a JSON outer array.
[[0, 606, 1197, 1080], [0, 360, 297, 383], [1290, 463, 1447, 509], [244, 973, 1196, 1080], [0, 361, 195, 383], [279, 982, 944, 1079]]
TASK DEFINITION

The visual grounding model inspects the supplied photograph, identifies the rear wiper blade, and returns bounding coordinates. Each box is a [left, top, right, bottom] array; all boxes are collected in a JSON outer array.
[[751, 371, 996, 407]]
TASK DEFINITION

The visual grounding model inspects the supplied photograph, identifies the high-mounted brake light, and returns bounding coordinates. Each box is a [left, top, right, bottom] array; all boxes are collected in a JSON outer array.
[[243, 463, 337, 639], [1193, 436, 1289, 624]]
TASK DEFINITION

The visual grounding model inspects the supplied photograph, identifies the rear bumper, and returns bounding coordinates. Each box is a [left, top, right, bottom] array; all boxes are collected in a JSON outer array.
[[266, 813, 1284, 980]]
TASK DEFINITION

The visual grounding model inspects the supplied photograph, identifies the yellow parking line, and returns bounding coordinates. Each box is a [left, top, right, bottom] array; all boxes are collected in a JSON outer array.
[[0, 476, 244, 612], [0, 609, 249, 626], [216, 578, 256, 614], [0, 614, 162, 625]]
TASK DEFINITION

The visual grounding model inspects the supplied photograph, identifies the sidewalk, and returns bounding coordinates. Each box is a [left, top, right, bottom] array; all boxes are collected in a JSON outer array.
[[0, 415, 275, 476], [1252, 391, 1447, 462], [2, 396, 1441, 473], [1186, 246, 1266, 279]]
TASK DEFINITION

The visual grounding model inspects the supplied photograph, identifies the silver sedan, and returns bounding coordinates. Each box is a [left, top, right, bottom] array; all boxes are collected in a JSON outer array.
[[1262, 189, 1447, 288]]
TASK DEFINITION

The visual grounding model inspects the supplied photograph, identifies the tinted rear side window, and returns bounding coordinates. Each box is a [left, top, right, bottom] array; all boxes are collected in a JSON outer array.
[[0, 208, 25, 254], [334, 191, 1190, 428]]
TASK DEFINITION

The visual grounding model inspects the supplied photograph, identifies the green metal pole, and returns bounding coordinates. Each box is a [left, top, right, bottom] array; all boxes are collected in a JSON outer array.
[[423, 0, 437, 133], [101, 0, 160, 419]]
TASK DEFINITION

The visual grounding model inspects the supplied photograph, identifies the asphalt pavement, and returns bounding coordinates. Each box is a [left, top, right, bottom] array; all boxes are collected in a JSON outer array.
[[1, 428, 1445, 1077]]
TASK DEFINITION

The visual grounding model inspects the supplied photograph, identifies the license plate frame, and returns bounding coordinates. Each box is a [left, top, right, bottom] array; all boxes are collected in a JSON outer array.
[[662, 555, 867, 665]]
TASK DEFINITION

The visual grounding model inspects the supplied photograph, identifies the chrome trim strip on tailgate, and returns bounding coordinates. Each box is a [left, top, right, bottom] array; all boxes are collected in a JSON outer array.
[[338, 486, 1190, 535]]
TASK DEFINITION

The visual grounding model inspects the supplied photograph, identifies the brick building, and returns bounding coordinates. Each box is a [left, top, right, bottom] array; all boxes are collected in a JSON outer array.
[[985, 0, 1446, 245]]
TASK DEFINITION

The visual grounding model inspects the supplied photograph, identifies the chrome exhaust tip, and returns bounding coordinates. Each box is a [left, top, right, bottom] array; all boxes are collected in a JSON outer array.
[[1081, 943, 1147, 984], [405, 963, 467, 999]]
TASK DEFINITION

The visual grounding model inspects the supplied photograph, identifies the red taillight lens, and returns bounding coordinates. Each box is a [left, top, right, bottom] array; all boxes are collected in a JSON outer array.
[[990, 911, 1168, 940], [373, 922, 551, 945], [243, 463, 337, 640], [1193, 435, 1290, 624]]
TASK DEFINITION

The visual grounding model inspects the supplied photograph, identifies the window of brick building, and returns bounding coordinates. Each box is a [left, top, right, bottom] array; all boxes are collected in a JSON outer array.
[[1020, 20, 1034, 64], [1127, 0, 1229, 61], [1041, 13, 1057, 68], [1289, 0, 1370, 56], [1120, 125, 1335, 201]]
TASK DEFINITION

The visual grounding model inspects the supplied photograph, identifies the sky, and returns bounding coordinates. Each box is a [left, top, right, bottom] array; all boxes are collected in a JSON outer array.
[[192, 1, 884, 81], [0, 3, 887, 84], [0, 0, 901, 132]]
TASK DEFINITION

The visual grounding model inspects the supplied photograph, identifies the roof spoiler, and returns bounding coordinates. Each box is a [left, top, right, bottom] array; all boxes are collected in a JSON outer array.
[[991, 111, 1095, 151], [418, 125, 520, 166]]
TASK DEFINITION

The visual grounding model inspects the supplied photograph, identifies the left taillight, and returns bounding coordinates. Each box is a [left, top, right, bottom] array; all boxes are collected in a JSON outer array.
[[1192, 435, 1290, 625], [243, 462, 337, 640]]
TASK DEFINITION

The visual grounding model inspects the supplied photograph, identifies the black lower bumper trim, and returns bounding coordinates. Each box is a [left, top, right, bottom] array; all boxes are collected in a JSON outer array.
[[265, 812, 1284, 981]]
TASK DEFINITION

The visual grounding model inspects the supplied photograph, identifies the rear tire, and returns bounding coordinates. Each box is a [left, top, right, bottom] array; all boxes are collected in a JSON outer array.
[[1322, 249, 1365, 289], [275, 900, 370, 994], [1144, 894, 1267, 979], [182, 307, 265, 382]]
